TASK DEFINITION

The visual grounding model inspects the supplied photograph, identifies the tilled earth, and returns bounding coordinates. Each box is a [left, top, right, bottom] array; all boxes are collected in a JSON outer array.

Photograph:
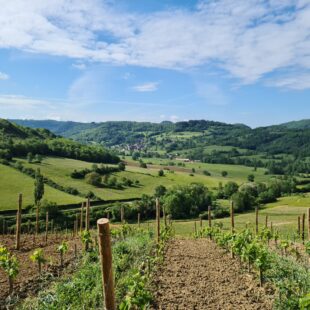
[[151, 238, 274, 310], [0, 233, 83, 308]]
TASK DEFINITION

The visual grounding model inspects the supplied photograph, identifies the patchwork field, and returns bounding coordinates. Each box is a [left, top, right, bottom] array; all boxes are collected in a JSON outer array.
[[14, 156, 261, 202]]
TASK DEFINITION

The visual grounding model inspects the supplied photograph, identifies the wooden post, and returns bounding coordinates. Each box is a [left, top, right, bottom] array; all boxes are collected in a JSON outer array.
[[265, 215, 268, 229], [35, 204, 39, 235], [138, 213, 140, 228], [308, 208, 310, 240], [80, 202, 84, 232], [200, 216, 202, 229], [45, 212, 49, 244], [230, 201, 234, 233], [73, 220, 77, 237], [194, 221, 197, 235], [156, 198, 160, 243], [15, 193, 22, 250], [163, 206, 167, 228], [255, 206, 259, 235], [302, 213, 305, 244], [86, 198, 90, 231], [298, 216, 301, 238], [97, 219, 116, 310], [121, 206, 124, 224], [208, 205, 212, 228]]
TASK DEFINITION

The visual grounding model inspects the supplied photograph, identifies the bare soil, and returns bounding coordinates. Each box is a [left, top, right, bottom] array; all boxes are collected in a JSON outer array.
[[0, 233, 83, 308], [151, 238, 275, 310]]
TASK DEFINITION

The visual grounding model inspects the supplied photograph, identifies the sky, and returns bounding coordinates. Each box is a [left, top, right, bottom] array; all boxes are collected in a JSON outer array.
[[0, 0, 309, 127]]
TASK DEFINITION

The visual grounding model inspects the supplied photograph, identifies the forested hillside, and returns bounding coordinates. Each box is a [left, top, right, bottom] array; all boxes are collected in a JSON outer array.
[[0, 119, 119, 164], [11, 118, 310, 158]]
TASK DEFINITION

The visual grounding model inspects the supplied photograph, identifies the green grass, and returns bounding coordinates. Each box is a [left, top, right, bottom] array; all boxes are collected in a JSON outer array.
[[0, 164, 82, 210], [132, 194, 310, 240], [158, 194, 310, 239], [13, 156, 277, 206], [125, 156, 271, 183]]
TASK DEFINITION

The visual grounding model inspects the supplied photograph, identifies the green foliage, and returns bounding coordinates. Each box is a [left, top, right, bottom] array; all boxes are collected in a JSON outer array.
[[0, 245, 19, 289], [299, 293, 310, 310], [85, 172, 102, 187], [57, 242, 68, 254], [164, 183, 213, 219], [223, 181, 239, 198], [221, 171, 228, 177], [34, 168, 44, 205], [158, 169, 164, 177]]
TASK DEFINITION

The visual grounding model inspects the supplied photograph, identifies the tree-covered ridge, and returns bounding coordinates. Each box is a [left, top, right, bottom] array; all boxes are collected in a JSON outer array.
[[9, 118, 310, 157], [0, 119, 120, 164]]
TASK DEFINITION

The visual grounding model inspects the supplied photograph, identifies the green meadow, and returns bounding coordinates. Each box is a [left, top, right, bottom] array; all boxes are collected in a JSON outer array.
[[0, 163, 82, 210]]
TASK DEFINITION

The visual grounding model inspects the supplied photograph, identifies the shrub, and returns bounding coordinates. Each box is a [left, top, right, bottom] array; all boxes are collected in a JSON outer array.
[[85, 172, 102, 187]]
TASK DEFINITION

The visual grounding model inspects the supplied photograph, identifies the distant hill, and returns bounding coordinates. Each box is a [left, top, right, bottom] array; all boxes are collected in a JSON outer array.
[[279, 119, 310, 129], [9, 118, 310, 158]]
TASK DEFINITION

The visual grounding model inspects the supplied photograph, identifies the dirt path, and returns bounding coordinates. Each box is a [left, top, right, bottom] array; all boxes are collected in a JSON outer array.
[[151, 238, 274, 310]]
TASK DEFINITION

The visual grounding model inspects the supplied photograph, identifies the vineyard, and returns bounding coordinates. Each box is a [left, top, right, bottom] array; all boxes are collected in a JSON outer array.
[[0, 195, 310, 309]]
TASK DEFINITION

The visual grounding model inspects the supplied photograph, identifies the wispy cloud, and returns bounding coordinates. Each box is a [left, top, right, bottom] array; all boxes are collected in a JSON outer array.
[[0, 1, 309, 88], [132, 82, 159, 92], [0, 94, 50, 107], [0, 72, 9, 80]]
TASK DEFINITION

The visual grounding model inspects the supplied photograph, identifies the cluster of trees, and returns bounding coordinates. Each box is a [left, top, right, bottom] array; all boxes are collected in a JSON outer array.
[[217, 177, 297, 213], [71, 163, 123, 179], [85, 171, 139, 189]]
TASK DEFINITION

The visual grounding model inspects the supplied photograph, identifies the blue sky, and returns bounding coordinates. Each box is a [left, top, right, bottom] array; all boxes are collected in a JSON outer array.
[[0, 0, 309, 127]]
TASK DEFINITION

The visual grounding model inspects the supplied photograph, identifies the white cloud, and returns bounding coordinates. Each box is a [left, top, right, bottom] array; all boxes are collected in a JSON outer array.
[[132, 82, 159, 92], [0, 94, 50, 107], [0, 1, 310, 88], [72, 63, 86, 70], [0, 72, 9, 80], [170, 115, 179, 122]]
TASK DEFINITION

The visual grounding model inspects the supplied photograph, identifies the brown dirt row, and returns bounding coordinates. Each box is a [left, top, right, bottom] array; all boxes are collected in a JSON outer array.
[[0, 233, 83, 307], [151, 238, 275, 310]]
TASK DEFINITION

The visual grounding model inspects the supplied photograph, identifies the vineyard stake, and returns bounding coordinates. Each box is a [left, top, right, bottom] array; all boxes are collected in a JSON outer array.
[[255, 206, 259, 235], [80, 202, 84, 232], [163, 206, 167, 228], [97, 218, 116, 310], [265, 215, 268, 228], [156, 198, 160, 244], [208, 205, 211, 227], [308, 208, 310, 240], [230, 201, 235, 233], [138, 212, 140, 228], [230, 201, 235, 258], [15, 193, 22, 250], [35, 204, 39, 235], [45, 212, 49, 244], [194, 221, 197, 235], [302, 213, 305, 244], [200, 216, 202, 229], [298, 216, 301, 238], [121, 206, 124, 224], [86, 198, 90, 231]]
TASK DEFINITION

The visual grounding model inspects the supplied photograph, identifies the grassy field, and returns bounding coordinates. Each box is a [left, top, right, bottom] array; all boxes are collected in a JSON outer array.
[[0, 164, 82, 210], [125, 156, 271, 183], [148, 194, 310, 239], [16, 156, 259, 201]]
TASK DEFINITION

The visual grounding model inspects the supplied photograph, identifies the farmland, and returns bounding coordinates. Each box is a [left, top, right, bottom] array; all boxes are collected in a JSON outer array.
[[0, 163, 82, 210]]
